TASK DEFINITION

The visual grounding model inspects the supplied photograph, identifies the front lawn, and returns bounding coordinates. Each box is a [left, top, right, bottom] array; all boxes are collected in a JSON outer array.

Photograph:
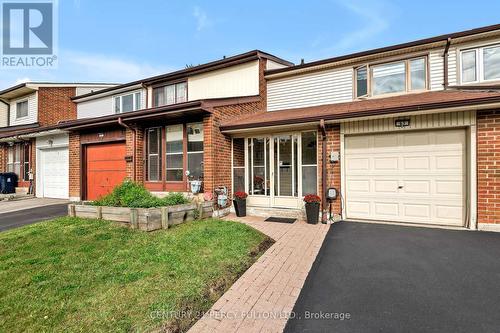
[[0, 217, 272, 332]]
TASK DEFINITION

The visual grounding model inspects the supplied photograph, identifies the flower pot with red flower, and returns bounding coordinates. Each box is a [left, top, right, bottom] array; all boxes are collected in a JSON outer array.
[[303, 194, 321, 224], [233, 192, 248, 217]]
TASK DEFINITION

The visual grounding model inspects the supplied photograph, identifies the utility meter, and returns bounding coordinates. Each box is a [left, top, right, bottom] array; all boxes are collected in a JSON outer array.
[[326, 187, 338, 201]]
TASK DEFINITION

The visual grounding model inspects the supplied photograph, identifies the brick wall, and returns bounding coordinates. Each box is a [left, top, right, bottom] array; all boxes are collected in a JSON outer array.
[[204, 59, 268, 197], [124, 127, 145, 182], [37, 87, 77, 126], [477, 110, 500, 225], [68, 132, 81, 200], [0, 145, 6, 172], [318, 124, 341, 216]]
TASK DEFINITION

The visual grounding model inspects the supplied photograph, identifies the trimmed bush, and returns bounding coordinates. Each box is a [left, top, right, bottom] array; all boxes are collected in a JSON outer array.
[[91, 181, 189, 208]]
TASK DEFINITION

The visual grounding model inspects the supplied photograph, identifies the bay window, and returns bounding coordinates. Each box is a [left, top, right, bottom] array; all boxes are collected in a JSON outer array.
[[145, 122, 204, 187], [461, 44, 500, 83], [355, 57, 428, 97], [153, 82, 188, 107], [115, 91, 142, 113]]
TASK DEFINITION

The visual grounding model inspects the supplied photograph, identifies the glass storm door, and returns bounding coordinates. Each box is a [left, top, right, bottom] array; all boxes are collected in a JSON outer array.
[[272, 134, 299, 208]]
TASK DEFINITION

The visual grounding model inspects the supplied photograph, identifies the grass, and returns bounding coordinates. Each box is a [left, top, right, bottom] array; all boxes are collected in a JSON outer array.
[[0, 217, 273, 333]]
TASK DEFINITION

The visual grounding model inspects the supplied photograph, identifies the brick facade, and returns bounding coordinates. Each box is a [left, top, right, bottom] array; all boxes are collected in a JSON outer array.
[[68, 132, 81, 200], [477, 110, 500, 225], [319, 124, 341, 216], [37, 87, 77, 126]]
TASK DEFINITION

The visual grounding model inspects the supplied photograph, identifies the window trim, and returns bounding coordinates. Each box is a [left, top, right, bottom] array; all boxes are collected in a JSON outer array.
[[113, 90, 142, 114], [459, 43, 500, 84], [152, 81, 188, 107], [6, 142, 30, 181], [15, 99, 29, 119], [165, 124, 185, 182], [146, 127, 162, 182], [354, 56, 428, 99]]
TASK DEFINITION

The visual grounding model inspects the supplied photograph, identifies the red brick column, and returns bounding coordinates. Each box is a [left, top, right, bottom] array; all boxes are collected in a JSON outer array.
[[318, 124, 341, 216], [68, 132, 81, 200], [0, 145, 6, 172], [477, 110, 500, 225]]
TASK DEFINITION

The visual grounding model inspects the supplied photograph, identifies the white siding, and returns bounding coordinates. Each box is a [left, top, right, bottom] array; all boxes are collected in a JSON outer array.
[[267, 60, 289, 71], [9, 92, 37, 126], [0, 102, 8, 127], [429, 48, 457, 90], [76, 88, 146, 119], [188, 60, 259, 100], [267, 67, 353, 111], [76, 86, 115, 97]]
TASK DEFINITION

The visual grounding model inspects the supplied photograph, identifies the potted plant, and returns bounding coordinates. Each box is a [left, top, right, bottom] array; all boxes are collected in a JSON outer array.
[[304, 194, 321, 224], [233, 191, 248, 217]]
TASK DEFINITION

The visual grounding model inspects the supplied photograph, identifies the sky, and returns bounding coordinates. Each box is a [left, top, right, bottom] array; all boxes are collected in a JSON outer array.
[[1, 0, 500, 89]]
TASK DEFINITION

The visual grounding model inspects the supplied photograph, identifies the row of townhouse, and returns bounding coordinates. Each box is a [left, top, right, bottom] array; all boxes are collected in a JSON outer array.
[[0, 23, 499, 231]]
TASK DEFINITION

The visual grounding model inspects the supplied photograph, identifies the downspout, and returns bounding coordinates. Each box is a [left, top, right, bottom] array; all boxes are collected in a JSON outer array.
[[443, 37, 452, 90], [0, 98, 10, 127], [319, 119, 327, 223], [118, 117, 137, 182]]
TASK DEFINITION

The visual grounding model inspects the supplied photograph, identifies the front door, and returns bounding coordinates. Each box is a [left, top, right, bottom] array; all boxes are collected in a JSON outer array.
[[272, 134, 300, 208], [245, 134, 303, 209]]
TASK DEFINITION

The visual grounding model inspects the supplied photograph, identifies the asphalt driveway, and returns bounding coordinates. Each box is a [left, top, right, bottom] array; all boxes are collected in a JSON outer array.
[[0, 199, 68, 232], [285, 222, 500, 333]]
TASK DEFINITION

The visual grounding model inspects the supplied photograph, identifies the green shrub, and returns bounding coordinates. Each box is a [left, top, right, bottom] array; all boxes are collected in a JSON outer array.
[[91, 181, 189, 208]]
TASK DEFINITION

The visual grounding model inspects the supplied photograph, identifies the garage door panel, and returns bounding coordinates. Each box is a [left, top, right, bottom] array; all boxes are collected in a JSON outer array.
[[86, 142, 126, 201], [40, 148, 69, 199], [345, 129, 466, 226]]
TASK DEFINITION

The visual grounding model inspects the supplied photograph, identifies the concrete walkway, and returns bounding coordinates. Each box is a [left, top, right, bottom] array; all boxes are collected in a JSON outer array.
[[189, 214, 330, 333], [0, 198, 68, 214]]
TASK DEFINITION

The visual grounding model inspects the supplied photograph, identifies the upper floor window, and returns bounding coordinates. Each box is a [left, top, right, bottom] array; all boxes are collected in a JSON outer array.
[[16, 100, 28, 119], [114, 91, 141, 114], [460, 44, 500, 84], [153, 82, 187, 107], [355, 57, 427, 98]]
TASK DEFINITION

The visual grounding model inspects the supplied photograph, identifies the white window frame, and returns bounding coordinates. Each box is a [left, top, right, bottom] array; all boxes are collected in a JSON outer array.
[[146, 127, 161, 182], [114, 90, 142, 114], [186, 122, 204, 179], [15, 99, 29, 119], [354, 56, 428, 98], [153, 82, 188, 107], [165, 124, 184, 182], [459, 43, 500, 84]]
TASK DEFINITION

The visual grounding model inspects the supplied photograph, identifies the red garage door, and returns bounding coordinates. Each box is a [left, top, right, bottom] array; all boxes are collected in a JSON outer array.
[[85, 142, 127, 200]]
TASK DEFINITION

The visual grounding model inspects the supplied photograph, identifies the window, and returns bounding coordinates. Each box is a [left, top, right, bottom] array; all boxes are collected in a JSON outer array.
[[372, 61, 406, 95], [232, 138, 245, 193], [461, 44, 500, 84], [355, 57, 427, 97], [153, 82, 187, 107], [461, 50, 477, 83], [301, 131, 317, 196], [16, 100, 28, 118], [147, 128, 161, 181], [355, 66, 368, 97], [248, 138, 270, 196], [115, 92, 142, 113], [23, 144, 30, 181], [187, 122, 204, 179], [166, 125, 184, 181], [6, 144, 21, 177]]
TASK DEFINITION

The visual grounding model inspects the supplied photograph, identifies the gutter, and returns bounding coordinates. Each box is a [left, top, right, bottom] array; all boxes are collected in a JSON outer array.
[[319, 120, 327, 223], [118, 117, 137, 182], [443, 37, 452, 90], [0, 98, 10, 126]]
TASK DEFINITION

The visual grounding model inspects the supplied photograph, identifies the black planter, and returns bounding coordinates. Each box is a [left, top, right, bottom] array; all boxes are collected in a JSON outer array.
[[305, 202, 320, 224], [233, 199, 247, 217]]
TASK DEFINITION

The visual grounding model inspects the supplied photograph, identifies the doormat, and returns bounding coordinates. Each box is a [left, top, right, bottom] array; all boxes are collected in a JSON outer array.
[[265, 217, 296, 224]]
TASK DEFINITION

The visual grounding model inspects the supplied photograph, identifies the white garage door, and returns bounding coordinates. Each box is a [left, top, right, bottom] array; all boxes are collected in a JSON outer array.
[[40, 147, 69, 199], [344, 129, 466, 226]]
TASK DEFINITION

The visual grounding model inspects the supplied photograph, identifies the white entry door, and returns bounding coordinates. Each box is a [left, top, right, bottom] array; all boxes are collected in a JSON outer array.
[[39, 147, 69, 199], [344, 129, 466, 226]]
